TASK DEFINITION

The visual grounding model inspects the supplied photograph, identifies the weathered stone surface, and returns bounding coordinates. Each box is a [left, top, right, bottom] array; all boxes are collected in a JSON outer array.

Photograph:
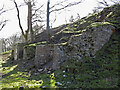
[[35, 45, 54, 67], [34, 24, 114, 71], [0, 40, 3, 54], [23, 46, 36, 60], [34, 44, 65, 70], [0, 40, 3, 60], [52, 45, 64, 70], [13, 43, 25, 60], [67, 23, 115, 58]]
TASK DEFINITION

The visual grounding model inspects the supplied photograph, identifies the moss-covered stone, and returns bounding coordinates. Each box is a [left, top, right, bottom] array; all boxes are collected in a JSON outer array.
[[88, 22, 113, 28], [23, 46, 36, 60], [1, 3, 120, 89]]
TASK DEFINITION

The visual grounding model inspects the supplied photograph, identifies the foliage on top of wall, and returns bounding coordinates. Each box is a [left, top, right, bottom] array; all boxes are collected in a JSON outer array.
[[88, 22, 113, 28]]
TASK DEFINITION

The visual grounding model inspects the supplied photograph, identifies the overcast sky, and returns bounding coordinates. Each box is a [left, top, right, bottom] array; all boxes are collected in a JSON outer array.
[[0, 0, 100, 39]]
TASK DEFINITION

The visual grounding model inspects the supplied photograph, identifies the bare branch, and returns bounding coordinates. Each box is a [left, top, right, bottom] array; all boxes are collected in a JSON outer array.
[[0, 9, 9, 16], [13, 0, 25, 36], [50, 0, 84, 13], [0, 5, 8, 31], [32, 4, 44, 17], [0, 5, 15, 16], [0, 20, 8, 31], [98, 0, 109, 6], [32, 19, 45, 24], [0, 5, 4, 11], [50, 0, 69, 9], [110, 0, 120, 4]]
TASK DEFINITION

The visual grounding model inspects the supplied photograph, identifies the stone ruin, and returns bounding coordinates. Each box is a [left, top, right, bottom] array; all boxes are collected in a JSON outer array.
[[67, 23, 115, 58], [0, 40, 3, 54], [0, 40, 3, 61], [12, 23, 115, 71], [34, 45, 65, 70], [0, 40, 3, 81], [34, 23, 115, 70], [13, 43, 25, 60]]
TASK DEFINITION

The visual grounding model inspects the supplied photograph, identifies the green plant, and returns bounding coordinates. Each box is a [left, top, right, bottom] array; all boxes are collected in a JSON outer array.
[[2, 50, 12, 55]]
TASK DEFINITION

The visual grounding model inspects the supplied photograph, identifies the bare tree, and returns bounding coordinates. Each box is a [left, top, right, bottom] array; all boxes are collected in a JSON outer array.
[[12, 0, 84, 43], [33, 23, 45, 35], [26, 1, 33, 42], [48, 0, 84, 27], [13, 0, 29, 43], [49, 0, 84, 13], [12, 0, 45, 43], [2, 32, 23, 52], [46, 0, 84, 41]]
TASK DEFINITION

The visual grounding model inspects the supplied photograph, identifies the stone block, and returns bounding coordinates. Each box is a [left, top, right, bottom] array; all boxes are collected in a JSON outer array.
[[34, 44, 64, 70], [0, 40, 3, 54], [23, 46, 36, 60], [35, 45, 54, 67], [13, 43, 25, 60], [67, 24, 115, 57], [52, 45, 64, 70]]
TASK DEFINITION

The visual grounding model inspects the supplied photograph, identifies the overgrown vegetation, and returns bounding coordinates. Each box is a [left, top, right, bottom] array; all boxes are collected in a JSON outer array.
[[1, 50, 12, 55], [1, 4, 120, 89], [1, 31, 119, 88], [54, 31, 119, 88]]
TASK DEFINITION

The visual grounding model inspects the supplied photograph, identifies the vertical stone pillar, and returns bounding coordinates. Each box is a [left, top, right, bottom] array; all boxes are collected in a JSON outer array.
[[35, 45, 54, 68], [34, 44, 65, 70], [0, 40, 3, 54], [0, 40, 3, 84], [23, 46, 36, 60], [52, 45, 64, 70], [13, 43, 25, 60]]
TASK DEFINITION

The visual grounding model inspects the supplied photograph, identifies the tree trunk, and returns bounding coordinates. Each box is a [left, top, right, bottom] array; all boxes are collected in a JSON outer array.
[[47, 0, 50, 42], [28, 1, 33, 43], [13, 0, 29, 43]]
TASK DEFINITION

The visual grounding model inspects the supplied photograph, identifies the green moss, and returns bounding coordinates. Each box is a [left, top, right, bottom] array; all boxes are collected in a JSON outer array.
[[71, 33, 82, 38], [1, 31, 119, 88], [89, 22, 113, 28], [24, 41, 47, 48], [2, 50, 12, 55], [86, 12, 98, 19], [57, 42, 68, 46], [36, 41, 47, 45], [59, 37, 69, 43], [54, 31, 119, 88], [24, 46, 36, 59], [1, 58, 58, 88], [1, 3, 119, 89], [1, 65, 18, 75]]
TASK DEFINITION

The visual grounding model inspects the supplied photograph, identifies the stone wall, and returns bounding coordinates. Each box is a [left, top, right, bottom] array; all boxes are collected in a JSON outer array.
[[34, 44, 65, 70], [34, 23, 115, 70], [66, 23, 115, 58], [0, 40, 3, 54], [23, 46, 36, 60], [13, 43, 25, 60]]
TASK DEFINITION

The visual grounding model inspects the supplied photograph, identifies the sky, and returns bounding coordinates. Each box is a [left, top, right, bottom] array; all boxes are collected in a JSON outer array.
[[0, 0, 99, 39]]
